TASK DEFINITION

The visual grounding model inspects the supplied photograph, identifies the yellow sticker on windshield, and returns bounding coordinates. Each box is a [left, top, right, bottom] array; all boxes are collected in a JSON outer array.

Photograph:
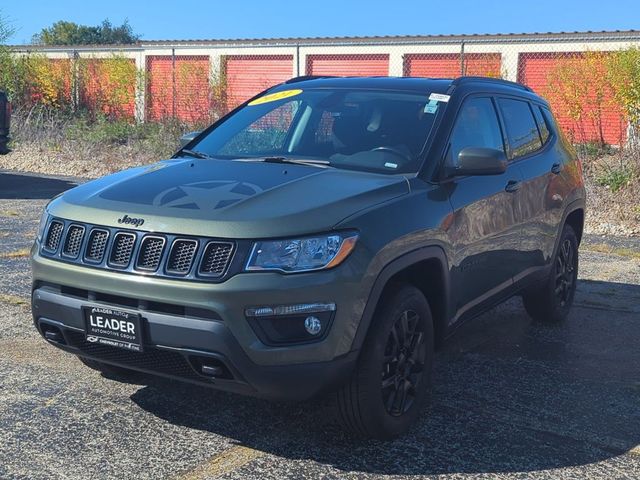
[[248, 89, 303, 106]]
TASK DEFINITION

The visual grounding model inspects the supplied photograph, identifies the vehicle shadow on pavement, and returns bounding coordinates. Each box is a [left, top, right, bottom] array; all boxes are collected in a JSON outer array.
[[0, 171, 79, 199], [130, 279, 640, 475]]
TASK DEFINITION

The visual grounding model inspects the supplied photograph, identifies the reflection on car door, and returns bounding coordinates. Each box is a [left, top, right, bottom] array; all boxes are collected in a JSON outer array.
[[444, 96, 525, 323], [497, 98, 562, 279]]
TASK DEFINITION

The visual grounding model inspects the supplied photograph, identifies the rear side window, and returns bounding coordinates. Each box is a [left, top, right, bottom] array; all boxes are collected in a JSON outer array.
[[533, 106, 550, 144], [447, 97, 504, 167], [498, 98, 542, 159]]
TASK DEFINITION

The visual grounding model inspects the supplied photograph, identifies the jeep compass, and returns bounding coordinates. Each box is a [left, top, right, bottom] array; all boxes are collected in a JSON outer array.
[[31, 76, 585, 439]]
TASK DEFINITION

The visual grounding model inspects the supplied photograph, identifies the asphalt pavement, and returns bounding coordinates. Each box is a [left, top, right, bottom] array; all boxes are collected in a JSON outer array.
[[0, 170, 639, 479]]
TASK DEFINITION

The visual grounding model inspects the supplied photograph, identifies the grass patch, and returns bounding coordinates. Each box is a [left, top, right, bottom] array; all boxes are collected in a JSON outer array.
[[583, 243, 640, 260], [0, 248, 31, 259], [576, 141, 615, 159], [596, 165, 636, 192], [0, 293, 29, 308]]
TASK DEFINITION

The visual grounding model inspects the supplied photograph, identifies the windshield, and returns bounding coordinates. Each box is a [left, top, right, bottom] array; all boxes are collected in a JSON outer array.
[[187, 88, 441, 174]]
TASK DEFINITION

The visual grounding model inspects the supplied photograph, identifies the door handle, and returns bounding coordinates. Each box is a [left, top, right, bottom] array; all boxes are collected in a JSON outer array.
[[551, 163, 562, 174], [505, 180, 521, 193]]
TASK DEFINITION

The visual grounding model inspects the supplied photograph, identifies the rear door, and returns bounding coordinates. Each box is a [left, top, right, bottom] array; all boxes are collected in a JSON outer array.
[[496, 98, 559, 277], [445, 96, 525, 321]]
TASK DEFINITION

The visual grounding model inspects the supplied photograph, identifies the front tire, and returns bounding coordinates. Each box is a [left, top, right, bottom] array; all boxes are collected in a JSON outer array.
[[522, 224, 579, 323], [334, 285, 434, 439]]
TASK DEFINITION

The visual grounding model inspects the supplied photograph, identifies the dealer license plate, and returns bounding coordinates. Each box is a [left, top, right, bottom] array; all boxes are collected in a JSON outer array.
[[83, 306, 143, 352]]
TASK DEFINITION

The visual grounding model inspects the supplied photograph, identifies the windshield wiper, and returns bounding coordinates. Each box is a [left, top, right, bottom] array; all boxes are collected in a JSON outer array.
[[235, 156, 332, 168], [178, 149, 213, 160]]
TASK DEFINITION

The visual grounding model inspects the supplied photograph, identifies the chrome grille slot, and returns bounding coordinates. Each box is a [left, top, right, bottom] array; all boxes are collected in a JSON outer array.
[[44, 221, 64, 252], [61, 225, 85, 258], [84, 229, 109, 263], [199, 242, 234, 277], [136, 236, 165, 271], [109, 232, 136, 267], [167, 239, 198, 275]]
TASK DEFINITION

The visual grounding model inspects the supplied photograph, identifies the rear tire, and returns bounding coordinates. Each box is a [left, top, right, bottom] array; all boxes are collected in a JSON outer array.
[[77, 356, 137, 379], [522, 224, 579, 323], [334, 284, 434, 439]]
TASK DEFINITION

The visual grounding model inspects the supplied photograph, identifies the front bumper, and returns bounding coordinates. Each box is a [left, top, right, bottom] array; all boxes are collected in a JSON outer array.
[[34, 315, 356, 401], [31, 247, 367, 400]]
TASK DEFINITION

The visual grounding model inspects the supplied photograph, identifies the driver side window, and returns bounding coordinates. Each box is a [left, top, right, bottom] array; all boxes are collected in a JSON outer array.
[[447, 97, 505, 167]]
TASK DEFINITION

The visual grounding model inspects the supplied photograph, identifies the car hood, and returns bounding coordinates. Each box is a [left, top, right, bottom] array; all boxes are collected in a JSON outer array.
[[48, 158, 410, 238]]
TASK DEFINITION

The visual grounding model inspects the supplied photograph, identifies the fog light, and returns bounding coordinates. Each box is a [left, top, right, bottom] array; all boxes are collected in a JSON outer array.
[[304, 316, 322, 335], [244, 303, 336, 345]]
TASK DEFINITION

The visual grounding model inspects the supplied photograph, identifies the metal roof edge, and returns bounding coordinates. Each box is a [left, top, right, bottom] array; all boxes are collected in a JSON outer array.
[[8, 29, 640, 51]]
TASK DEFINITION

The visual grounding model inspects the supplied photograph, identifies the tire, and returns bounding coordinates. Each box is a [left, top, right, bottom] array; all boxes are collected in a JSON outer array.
[[522, 224, 579, 323], [334, 284, 434, 439], [77, 356, 138, 379]]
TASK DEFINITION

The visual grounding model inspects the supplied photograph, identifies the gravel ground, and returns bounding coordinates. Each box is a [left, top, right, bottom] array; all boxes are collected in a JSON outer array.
[[1, 171, 639, 479]]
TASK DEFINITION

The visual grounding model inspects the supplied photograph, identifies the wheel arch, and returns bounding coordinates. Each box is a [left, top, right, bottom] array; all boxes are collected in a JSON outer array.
[[565, 207, 584, 245], [540, 199, 585, 280], [351, 246, 451, 353]]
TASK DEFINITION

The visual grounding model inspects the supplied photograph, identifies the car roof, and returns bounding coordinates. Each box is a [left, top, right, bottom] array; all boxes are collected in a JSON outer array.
[[274, 76, 454, 93], [270, 75, 547, 105]]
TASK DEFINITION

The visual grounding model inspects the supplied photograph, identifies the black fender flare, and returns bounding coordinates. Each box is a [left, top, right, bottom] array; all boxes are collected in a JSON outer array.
[[350, 245, 450, 353], [530, 197, 585, 284], [553, 198, 586, 255]]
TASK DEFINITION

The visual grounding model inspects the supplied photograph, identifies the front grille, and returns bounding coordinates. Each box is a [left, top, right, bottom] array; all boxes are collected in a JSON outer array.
[[84, 229, 109, 263], [199, 242, 234, 277], [62, 225, 85, 258], [109, 232, 136, 267], [167, 239, 198, 274], [40, 218, 238, 282], [136, 236, 165, 271], [44, 221, 64, 252]]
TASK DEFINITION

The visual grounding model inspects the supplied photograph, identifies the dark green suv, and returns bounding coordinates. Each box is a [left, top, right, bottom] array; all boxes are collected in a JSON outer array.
[[31, 76, 585, 438]]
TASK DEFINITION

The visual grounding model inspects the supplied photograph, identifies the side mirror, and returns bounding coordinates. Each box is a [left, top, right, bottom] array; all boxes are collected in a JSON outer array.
[[179, 131, 201, 148], [451, 147, 508, 176]]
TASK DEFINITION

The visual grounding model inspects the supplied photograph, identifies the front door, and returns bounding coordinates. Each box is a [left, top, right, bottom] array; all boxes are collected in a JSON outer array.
[[444, 96, 525, 322]]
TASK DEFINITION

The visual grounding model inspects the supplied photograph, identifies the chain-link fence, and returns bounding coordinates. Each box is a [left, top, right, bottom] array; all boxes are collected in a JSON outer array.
[[3, 32, 640, 146]]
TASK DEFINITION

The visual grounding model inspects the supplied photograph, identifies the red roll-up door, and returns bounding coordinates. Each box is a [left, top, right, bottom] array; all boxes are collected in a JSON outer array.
[[518, 52, 625, 144], [81, 58, 136, 118], [403, 53, 502, 78], [306, 54, 389, 76], [224, 55, 294, 110], [146, 55, 210, 122]]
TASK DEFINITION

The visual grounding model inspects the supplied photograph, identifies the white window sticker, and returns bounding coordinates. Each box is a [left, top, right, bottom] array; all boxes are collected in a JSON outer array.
[[429, 93, 450, 103]]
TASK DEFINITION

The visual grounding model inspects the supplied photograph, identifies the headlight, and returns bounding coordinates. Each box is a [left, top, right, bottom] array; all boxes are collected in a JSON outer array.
[[246, 232, 358, 273], [36, 210, 50, 242]]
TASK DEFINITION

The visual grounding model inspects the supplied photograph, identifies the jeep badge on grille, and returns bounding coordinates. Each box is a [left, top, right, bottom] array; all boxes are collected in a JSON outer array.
[[117, 214, 145, 227]]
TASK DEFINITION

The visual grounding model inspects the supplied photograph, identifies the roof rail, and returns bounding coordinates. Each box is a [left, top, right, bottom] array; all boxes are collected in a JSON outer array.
[[285, 75, 336, 84], [451, 76, 532, 92]]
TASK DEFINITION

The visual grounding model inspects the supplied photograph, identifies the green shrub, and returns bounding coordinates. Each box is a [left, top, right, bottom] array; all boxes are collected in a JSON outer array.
[[596, 164, 636, 192], [575, 141, 614, 159]]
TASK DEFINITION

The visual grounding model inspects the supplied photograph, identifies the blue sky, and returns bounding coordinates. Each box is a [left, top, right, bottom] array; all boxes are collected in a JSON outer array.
[[3, 0, 640, 44]]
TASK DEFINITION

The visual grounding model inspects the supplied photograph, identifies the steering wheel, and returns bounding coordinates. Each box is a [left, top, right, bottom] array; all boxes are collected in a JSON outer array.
[[370, 146, 412, 163]]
